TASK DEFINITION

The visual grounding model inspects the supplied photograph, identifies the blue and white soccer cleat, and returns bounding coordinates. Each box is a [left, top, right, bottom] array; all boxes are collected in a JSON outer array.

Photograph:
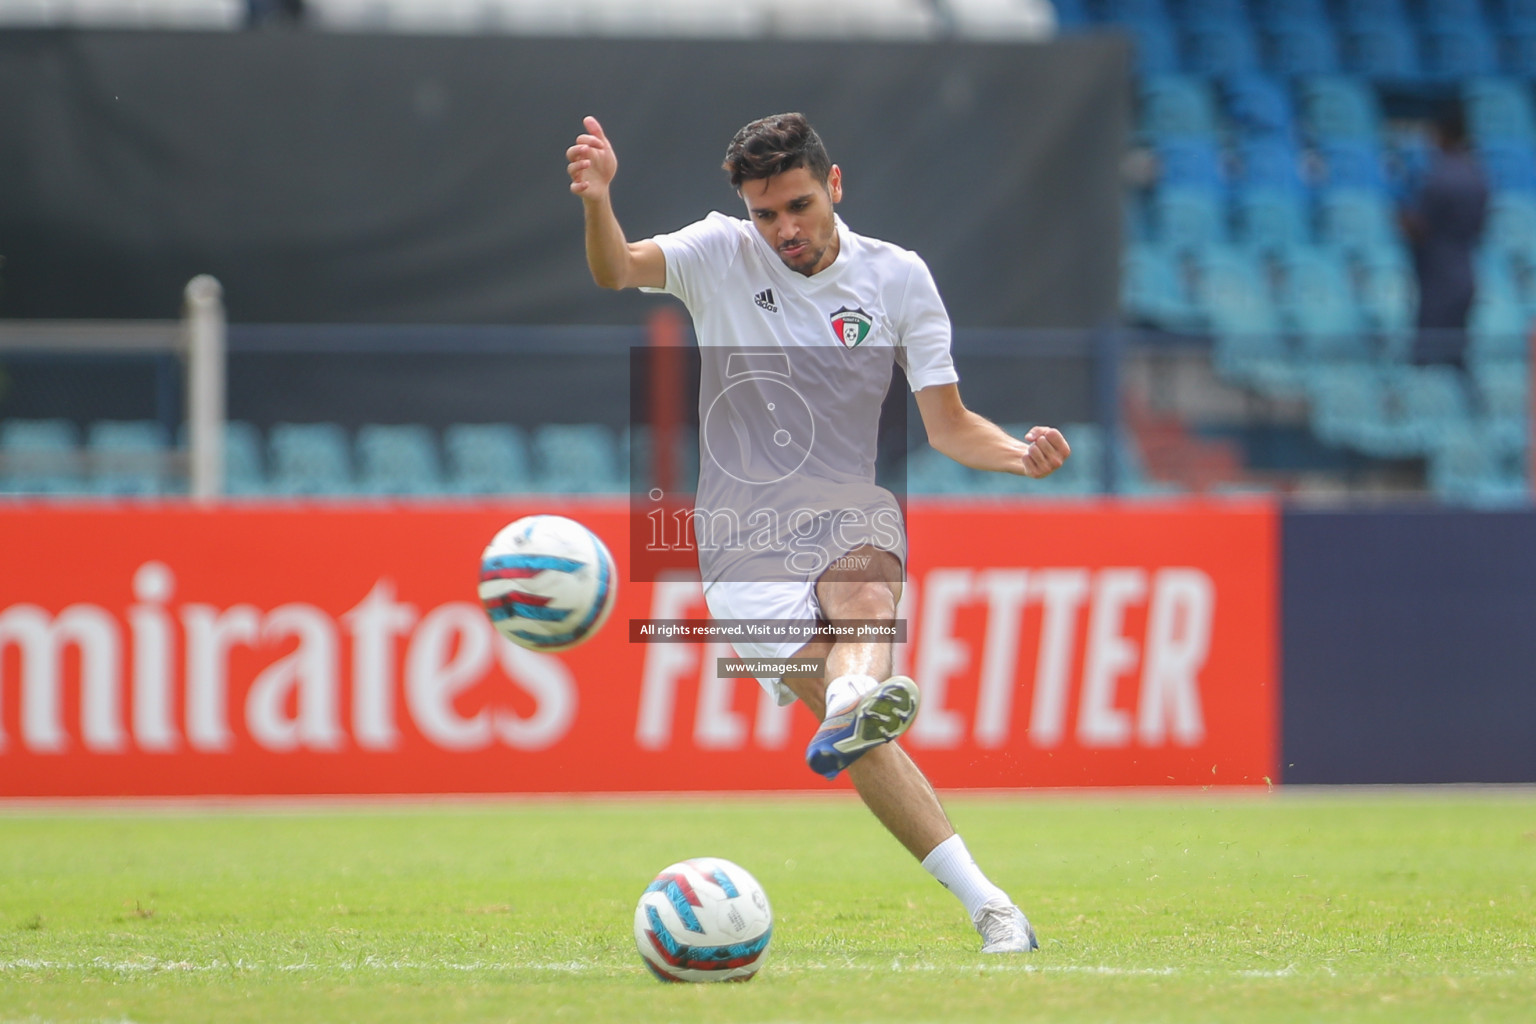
[[804, 675, 920, 779], [973, 900, 1039, 953]]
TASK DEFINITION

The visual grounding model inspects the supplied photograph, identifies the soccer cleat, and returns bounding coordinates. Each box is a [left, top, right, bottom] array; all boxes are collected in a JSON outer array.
[[973, 899, 1039, 953], [804, 675, 920, 779]]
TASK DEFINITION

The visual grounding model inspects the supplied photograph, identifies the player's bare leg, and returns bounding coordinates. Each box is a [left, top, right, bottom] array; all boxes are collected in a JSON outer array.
[[781, 645, 950, 861], [778, 545, 1037, 952]]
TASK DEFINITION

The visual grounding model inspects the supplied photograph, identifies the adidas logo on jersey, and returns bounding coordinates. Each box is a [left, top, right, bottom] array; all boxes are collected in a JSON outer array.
[[754, 288, 778, 313]]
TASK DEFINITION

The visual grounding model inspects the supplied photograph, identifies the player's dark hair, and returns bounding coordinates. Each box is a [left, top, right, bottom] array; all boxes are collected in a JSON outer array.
[[722, 113, 832, 188]]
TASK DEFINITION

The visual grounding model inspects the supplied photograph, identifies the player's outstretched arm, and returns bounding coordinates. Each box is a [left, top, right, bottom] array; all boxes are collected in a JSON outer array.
[[914, 383, 1070, 479], [566, 115, 665, 290]]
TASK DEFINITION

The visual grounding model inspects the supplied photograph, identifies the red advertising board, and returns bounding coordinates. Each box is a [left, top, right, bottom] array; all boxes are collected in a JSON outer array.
[[0, 499, 1277, 796]]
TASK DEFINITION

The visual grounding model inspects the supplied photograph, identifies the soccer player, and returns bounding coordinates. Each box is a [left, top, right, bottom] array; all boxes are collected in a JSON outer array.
[[567, 112, 1068, 954]]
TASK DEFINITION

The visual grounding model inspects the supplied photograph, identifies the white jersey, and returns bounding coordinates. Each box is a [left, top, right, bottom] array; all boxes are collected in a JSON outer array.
[[648, 211, 958, 392], [648, 212, 958, 588]]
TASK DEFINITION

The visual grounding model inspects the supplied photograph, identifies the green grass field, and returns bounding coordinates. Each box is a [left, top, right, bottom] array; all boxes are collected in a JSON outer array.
[[1, 790, 1533, 1023]]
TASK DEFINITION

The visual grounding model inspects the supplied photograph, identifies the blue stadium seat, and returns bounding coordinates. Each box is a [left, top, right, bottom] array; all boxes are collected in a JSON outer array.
[[1477, 139, 1536, 192], [1478, 245, 1525, 304], [1154, 136, 1226, 190], [1336, 0, 1410, 20], [444, 423, 534, 494], [1140, 75, 1220, 138], [1223, 74, 1297, 139], [1183, 17, 1264, 78], [1474, 244, 1523, 296], [622, 422, 650, 491], [1150, 186, 1229, 249], [1464, 78, 1536, 144], [1505, 20, 1536, 78], [1251, 0, 1330, 25], [1309, 364, 1381, 449], [223, 421, 266, 497], [1496, 242, 1536, 313], [1342, 18, 1423, 79], [1273, 246, 1370, 360], [176, 420, 265, 497], [1484, 192, 1536, 257], [1261, 20, 1343, 76], [1123, 242, 1203, 330], [1423, 0, 1489, 18], [1317, 188, 1401, 250], [1098, 0, 1171, 21], [1192, 244, 1284, 334], [1234, 134, 1308, 192], [0, 418, 82, 495], [1395, 364, 1476, 445], [1298, 76, 1382, 140], [1213, 330, 1308, 397], [355, 424, 444, 496], [532, 423, 623, 493], [1423, 22, 1502, 79], [1318, 139, 1392, 192], [1309, 364, 1422, 456], [1427, 422, 1529, 505], [906, 444, 979, 494], [1469, 278, 1531, 362], [1354, 244, 1418, 352], [1233, 187, 1312, 249], [268, 422, 353, 496], [624, 423, 699, 494], [1178, 0, 1246, 20], [87, 420, 171, 496], [1474, 362, 1529, 450]]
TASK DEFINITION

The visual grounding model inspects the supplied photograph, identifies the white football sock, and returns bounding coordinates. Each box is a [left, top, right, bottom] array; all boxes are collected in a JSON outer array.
[[921, 834, 1010, 918], [823, 673, 880, 718]]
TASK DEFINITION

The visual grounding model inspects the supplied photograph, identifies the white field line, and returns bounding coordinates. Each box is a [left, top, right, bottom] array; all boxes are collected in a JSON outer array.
[[0, 956, 1402, 979], [2, 956, 1528, 980], [0, 957, 1290, 982]]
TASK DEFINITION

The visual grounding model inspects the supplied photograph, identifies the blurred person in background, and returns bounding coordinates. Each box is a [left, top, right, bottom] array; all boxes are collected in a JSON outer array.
[[567, 112, 1068, 954], [1400, 103, 1488, 371]]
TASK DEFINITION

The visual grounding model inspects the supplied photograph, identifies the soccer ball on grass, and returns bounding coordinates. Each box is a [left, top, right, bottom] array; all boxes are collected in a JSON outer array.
[[634, 857, 773, 982]]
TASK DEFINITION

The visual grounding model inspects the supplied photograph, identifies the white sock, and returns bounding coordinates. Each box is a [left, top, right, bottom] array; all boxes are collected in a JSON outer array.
[[921, 834, 1009, 918], [823, 673, 879, 718]]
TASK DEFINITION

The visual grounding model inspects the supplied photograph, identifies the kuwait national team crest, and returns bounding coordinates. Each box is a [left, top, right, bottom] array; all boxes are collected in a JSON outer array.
[[829, 306, 873, 348]]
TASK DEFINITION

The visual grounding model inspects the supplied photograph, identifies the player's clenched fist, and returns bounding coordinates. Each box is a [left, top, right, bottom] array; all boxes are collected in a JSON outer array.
[[1020, 426, 1070, 479], [567, 115, 618, 201]]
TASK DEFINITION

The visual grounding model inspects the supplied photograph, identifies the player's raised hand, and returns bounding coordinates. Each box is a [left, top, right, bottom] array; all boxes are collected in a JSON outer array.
[[1020, 426, 1070, 479], [567, 115, 618, 201]]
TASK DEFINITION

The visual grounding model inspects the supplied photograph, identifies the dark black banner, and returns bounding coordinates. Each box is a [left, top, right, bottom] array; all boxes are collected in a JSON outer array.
[[0, 29, 1128, 326], [1283, 509, 1536, 784]]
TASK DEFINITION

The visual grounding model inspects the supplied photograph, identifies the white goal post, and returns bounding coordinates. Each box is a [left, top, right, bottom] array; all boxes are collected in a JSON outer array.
[[0, 275, 227, 501]]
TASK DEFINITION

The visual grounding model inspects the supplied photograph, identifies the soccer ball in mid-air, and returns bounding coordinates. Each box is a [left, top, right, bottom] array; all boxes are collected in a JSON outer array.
[[634, 857, 773, 983], [477, 514, 617, 652]]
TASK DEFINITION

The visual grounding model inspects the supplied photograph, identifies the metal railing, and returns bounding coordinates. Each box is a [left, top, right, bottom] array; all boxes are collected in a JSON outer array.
[[0, 275, 226, 502]]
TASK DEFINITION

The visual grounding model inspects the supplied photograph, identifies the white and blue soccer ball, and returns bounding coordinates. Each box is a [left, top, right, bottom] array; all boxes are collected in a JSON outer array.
[[634, 857, 773, 983], [478, 514, 617, 652]]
